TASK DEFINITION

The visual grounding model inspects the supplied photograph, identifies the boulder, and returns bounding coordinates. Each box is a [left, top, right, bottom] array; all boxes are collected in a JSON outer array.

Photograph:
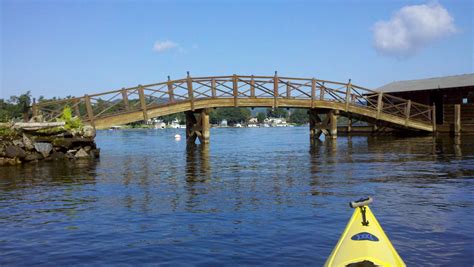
[[65, 152, 75, 159], [51, 151, 66, 160], [0, 157, 21, 165], [34, 142, 53, 158], [12, 139, 24, 148], [90, 148, 100, 158], [5, 145, 26, 159], [24, 152, 43, 161], [82, 126, 96, 138], [23, 134, 35, 150], [75, 148, 89, 158], [84, 146, 92, 152]]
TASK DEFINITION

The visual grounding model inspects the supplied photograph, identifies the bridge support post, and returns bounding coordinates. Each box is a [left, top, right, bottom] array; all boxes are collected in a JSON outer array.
[[185, 109, 210, 144], [309, 108, 338, 141]]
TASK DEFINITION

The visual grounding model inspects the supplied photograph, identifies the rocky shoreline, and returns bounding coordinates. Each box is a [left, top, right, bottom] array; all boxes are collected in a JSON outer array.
[[0, 122, 99, 166]]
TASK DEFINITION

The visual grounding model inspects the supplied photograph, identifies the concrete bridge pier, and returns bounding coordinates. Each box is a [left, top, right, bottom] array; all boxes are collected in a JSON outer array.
[[309, 108, 338, 141], [185, 109, 210, 144]]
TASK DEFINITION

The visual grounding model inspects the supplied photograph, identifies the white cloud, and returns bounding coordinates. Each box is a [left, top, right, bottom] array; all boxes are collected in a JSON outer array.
[[373, 2, 457, 57], [153, 40, 179, 53]]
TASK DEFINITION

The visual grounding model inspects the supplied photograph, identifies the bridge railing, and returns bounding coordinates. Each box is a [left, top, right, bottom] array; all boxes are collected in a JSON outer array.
[[33, 74, 433, 128]]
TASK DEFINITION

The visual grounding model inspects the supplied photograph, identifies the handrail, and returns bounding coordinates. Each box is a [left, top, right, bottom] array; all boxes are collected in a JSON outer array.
[[34, 74, 433, 131]]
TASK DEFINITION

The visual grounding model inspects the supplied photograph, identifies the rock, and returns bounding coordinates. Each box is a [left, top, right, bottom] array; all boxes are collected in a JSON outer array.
[[0, 157, 21, 165], [5, 145, 26, 159], [24, 152, 43, 161], [67, 149, 77, 154], [53, 138, 72, 149], [84, 146, 92, 152], [13, 139, 24, 148], [34, 142, 53, 158], [90, 148, 100, 158], [65, 152, 75, 159], [82, 126, 96, 138], [75, 148, 89, 158], [51, 151, 66, 160], [23, 134, 35, 150]]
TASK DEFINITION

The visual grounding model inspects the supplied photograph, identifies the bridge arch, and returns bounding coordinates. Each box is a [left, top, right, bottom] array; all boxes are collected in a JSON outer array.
[[34, 73, 435, 143]]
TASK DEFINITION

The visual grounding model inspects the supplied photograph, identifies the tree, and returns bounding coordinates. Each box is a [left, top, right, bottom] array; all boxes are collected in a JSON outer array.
[[210, 107, 251, 125], [256, 112, 266, 123], [289, 109, 309, 124], [266, 108, 288, 118]]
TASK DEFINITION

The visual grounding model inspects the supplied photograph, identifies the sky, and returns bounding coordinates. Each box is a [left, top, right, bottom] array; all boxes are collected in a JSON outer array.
[[1, 0, 473, 99]]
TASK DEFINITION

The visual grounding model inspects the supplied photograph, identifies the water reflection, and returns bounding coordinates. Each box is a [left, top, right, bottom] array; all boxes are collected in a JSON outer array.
[[0, 129, 473, 266]]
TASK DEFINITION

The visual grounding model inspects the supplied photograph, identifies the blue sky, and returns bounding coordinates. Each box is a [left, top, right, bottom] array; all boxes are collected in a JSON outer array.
[[1, 0, 472, 99]]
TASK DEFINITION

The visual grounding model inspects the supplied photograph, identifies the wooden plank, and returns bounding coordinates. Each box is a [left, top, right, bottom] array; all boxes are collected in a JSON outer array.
[[138, 86, 148, 121], [311, 78, 316, 108]]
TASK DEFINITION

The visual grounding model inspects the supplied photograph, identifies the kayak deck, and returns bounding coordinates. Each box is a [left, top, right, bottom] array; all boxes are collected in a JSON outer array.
[[325, 206, 405, 267]]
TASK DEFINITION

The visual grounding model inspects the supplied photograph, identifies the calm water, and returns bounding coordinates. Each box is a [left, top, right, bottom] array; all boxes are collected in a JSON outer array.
[[1, 128, 473, 266]]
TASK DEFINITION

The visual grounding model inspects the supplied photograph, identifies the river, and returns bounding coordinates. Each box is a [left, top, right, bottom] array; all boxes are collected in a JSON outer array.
[[1, 127, 473, 266]]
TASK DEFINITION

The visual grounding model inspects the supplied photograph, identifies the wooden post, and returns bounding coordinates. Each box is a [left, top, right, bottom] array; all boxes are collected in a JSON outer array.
[[138, 85, 148, 121], [320, 82, 325, 101], [199, 109, 210, 144], [376, 92, 383, 120], [250, 76, 255, 98], [273, 71, 278, 108], [308, 109, 321, 140], [345, 79, 351, 111], [311, 78, 316, 108], [347, 118, 352, 133], [185, 111, 197, 144], [405, 100, 411, 126], [286, 83, 291, 99], [233, 74, 238, 107], [167, 76, 174, 103], [455, 104, 461, 135], [84, 94, 95, 128], [432, 104, 437, 132], [211, 78, 216, 98], [121, 88, 130, 111], [329, 110, 338, 139], [187, 72, 194, 111]]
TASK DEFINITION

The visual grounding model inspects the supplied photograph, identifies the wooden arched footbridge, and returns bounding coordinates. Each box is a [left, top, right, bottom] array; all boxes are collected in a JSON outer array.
[[34, 73, 435, 144]]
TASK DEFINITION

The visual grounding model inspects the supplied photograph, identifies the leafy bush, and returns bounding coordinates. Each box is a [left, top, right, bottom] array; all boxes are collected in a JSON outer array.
[[58, 106, 83, 130]]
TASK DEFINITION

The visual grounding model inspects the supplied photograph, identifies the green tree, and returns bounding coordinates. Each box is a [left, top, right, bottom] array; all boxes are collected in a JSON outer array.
[[266, 108, 288, 118], [210, 107, 251, 125], [289, 109, 309, 124], [256, 112, 266, 123]]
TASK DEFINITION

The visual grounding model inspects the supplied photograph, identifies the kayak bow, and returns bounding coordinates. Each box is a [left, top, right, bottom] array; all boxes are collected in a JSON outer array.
[[324, 197, 406, 267]]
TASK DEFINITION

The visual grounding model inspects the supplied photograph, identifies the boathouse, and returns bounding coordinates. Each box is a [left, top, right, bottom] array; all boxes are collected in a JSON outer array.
[[376, 74, 474, 133]]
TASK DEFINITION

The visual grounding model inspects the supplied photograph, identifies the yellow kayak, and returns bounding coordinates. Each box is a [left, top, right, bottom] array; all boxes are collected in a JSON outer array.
[[324, 197, 406, 267]]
